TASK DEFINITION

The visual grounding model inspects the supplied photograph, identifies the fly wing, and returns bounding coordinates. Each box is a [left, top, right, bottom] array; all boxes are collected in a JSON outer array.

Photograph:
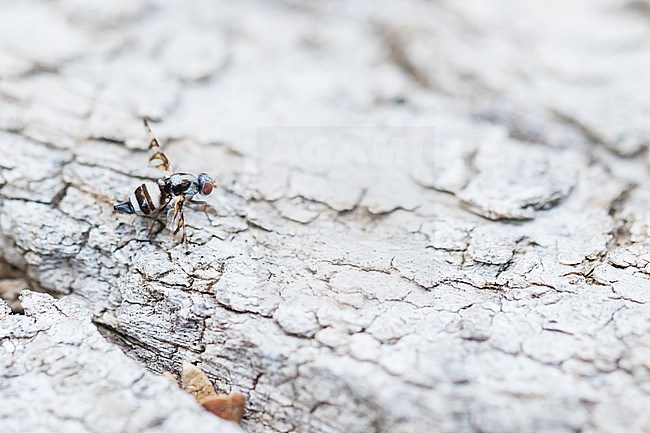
[[144, 119, 174, 174], [167, 195, 187, 249], [166, 196, 184, 233]]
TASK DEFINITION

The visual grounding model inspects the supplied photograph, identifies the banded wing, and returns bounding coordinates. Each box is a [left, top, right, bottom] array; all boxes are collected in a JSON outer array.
[[167, 195, 187, 250], [144, 119, 174, 173]]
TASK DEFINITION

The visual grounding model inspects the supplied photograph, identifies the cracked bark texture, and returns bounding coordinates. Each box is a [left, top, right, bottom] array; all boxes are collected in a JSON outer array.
[[1, 1, 650, 432], [0, 292, 242, 433]]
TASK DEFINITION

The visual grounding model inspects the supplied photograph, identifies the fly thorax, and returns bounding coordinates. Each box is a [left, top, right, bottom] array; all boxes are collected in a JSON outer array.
[[167, 173, 200, 197]]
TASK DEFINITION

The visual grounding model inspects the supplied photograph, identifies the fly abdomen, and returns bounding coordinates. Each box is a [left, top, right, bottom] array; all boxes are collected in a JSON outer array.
[[114, 201, 135, 214], [127, 181, 169, 216]]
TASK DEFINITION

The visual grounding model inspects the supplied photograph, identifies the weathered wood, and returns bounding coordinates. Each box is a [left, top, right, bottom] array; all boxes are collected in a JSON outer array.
[[1, 1, 650, 433], [0, 292, 242, 433]]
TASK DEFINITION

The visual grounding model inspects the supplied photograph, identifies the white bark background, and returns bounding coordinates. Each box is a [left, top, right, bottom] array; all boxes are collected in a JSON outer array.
[[1, 1, 650, 432], [0, 292, 243, 433]]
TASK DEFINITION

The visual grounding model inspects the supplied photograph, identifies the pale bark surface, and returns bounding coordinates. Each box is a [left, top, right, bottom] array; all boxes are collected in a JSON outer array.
[[1, 1, 650, 433], [0, 292, 242, 433]]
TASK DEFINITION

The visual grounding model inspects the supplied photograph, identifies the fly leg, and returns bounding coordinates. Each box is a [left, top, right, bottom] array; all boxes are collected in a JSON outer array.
[[187, 198, 212, 225], [145, 198, 172, 242], [147, 217, 166, 240]]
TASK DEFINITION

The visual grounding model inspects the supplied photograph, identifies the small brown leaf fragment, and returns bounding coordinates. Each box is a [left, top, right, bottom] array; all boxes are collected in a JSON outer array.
[[202, 394, 246, 423], [181, 360, 217, 404], [161, 371, 178, 386], [0, 279, 28, 313], [179, 361, 246, 423]]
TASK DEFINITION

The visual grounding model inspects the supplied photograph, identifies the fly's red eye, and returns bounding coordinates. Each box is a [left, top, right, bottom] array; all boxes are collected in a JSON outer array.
[[202, 183, 214, 195]]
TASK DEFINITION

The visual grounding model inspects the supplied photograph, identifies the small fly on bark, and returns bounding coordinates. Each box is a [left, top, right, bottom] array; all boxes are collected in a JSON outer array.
[[114, 119, 215, 251]]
